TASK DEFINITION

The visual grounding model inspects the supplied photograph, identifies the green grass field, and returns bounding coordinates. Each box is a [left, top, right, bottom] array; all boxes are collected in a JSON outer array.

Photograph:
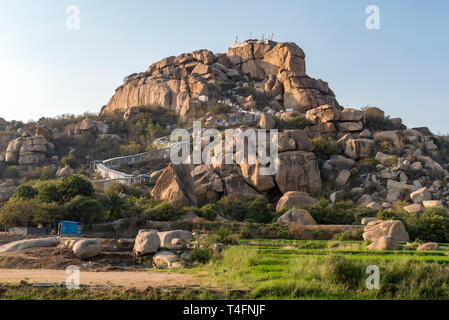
[[1, 239, 448, 300], [185, 239, 449, 300]]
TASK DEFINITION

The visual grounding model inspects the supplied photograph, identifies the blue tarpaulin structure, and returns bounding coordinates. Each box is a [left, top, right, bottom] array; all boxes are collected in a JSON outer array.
[[57, 221, 83, 235]]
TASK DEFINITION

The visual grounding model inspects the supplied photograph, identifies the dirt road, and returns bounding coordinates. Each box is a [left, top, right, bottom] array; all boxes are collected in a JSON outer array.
[[0, 269, 199, 289]]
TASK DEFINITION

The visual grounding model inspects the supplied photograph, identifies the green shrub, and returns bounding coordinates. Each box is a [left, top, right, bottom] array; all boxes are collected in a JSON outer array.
[[191, 248, 213, 264], [62, 196, 106, 225], [4, 166, 19, 179], [35, 180, 61, 203], [311, 136, 338, 159], [0, 198, 58, 226], [56, 175, 94, 202], [143, 202, 183, 221], [377, 208, 449, 242], [13, 185, 38, 200], [332, 229, 364, 241], [215, 227, 233, 244], [305, 200, 357, 225], [217, 80, 236, 92], [286, 116, 310, 130], [61, 154, 80, 168], [362, 106, 384, 119], [197, 203, 220, 220], [325, 256, 364, 289], [215, 197, 276, 223]]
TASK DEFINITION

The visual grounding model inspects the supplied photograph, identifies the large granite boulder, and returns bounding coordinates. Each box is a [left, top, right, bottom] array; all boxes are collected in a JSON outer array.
[[363, 220, 409, 242], [134, 230, 161, 256], [151, 164, 197, 208], [276, 191, 318, 212], [277, 207, 316, 225], [222, 174, 264, 201], [275, 151, 321, 194], [283, 130, 315, 152], [6, 135, 53, 165], [344, 138, 375, 159], [72, 239, 102, 259], [239, 161, 275, 192], [191, 164, 224, 206]]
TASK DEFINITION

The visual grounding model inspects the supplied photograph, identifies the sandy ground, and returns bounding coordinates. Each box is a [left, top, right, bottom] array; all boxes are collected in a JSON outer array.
[[0, 269, 198, 289]]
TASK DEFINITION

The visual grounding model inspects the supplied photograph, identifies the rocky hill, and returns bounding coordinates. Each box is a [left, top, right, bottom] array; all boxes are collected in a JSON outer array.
[[101, 40, 337, 118], [2, 39, 449, 226]]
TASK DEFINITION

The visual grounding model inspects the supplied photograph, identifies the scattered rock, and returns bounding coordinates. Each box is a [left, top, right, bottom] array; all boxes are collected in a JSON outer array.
[[330, 190, 345, 204], [367, 236, 398, 251], [276, 191, 318, 212], [134, 230, 161, 256], [363, 220, 409, 242], [158, 230, 193, 248], [336, 169, 351, 186], [417, 242, 439, 251], [0, 238, 60, 253], [422, 200, 444, 208], [410, 187, 432, 204], [404, 203, 424, 213], [153, 251, 181, 269], [73, 240, 102, 260]]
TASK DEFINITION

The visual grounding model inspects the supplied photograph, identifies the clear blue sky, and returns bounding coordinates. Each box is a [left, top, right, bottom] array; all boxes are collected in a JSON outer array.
[[0, 0, 448, 133]]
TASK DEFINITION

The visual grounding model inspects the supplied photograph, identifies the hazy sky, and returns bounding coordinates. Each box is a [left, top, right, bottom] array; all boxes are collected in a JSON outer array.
[[0, 1, 448, 133]]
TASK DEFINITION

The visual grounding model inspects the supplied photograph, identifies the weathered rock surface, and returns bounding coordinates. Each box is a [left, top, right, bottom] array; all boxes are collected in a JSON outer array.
[[417, 242, 439, 251], [0, 238, 60, 253], [222, 174, 263, 201], [158, 230, 193, 248], [0, 179, 17, 202], [101, 40, 338, 117], [191, 164, 224, 205], [134, 230, 161, 256], [6, 135, 53, 165], [275, 151, 321, 194], [367, 236, 398, 251], [410, 187, 432, 204], [277, 207, 316, 225], [74, 118, 108, 135], [363, 220, 409, 242], [73, 240, 102, 259], [151, 164, 197, 208], [344, 138, 375, 159], [276, 191, 318, 212], [153, 251, 181, 269]]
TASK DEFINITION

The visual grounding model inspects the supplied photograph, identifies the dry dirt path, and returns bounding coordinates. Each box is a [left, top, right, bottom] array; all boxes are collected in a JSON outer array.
[[0, 269, 199, 289]]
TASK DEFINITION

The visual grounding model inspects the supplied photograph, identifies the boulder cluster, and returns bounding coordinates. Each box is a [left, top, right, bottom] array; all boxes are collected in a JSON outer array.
[[101, 40, 337, 118], [5, 126, 54, 165]]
